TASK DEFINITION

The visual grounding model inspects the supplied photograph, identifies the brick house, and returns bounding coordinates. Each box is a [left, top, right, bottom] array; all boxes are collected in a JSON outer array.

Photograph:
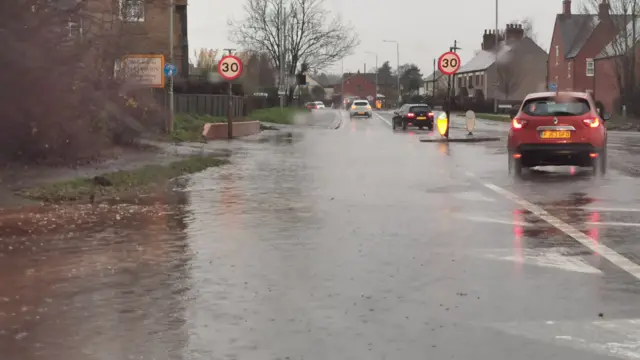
[[454, 24, 547, 102], [333, 72, 399, 105], [547, 0, 626, 101], [594, 21, 640, 113], [73, 0, 189, 79]]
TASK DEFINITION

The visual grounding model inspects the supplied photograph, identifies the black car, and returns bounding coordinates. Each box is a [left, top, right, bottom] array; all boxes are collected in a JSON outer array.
[[392, 104, 434, 130]]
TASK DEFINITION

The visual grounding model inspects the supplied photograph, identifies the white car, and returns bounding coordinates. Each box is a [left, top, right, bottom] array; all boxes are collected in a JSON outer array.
[[314, 101, 325, 109], [350, 100, 372, 118]]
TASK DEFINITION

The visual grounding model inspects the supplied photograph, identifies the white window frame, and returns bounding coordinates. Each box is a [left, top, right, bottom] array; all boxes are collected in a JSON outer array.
[[568, 61, 571, 78], [119, 0, 145, 22], [555, 45, 559, 65], [586, 58, 594, 77], [67, 18, 83, 39]]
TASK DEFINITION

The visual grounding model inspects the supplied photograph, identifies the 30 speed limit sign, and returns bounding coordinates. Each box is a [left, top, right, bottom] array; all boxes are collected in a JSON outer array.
[[438, 52, 461, 75], [217, 55, 243, 81]]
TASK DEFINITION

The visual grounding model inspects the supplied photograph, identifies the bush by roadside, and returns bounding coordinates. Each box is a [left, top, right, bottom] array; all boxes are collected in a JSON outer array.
[[169, 108, 301, 143], [17, 155, 228, 203], [470, 113, 511, 122], [248, 107, 301, 124]]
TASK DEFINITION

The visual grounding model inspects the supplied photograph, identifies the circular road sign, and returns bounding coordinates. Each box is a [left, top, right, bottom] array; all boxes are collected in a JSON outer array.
[[217, 55, 243, 81], [438, 52, 461, 75]]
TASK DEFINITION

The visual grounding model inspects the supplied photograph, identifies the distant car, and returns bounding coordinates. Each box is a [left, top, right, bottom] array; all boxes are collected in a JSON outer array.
[[305, 102, 319, 111], [392, 104, 434, 131], [507, 91, 609, 176], [350, 100, 372, 118], [314, 101, 325, 109]]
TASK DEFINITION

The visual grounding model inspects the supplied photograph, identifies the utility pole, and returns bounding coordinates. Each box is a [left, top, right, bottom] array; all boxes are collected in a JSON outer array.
[[366, 51, 378, 107], [341, 59, 344, 109], [395, 42, 400, 105], [445, 40, 461, 138], [168, 0, 175, 133], [432, 58, 436, 97], [279, 0, 286, 108], [223, 48, 235, 139], [494, 0, 499, 113]]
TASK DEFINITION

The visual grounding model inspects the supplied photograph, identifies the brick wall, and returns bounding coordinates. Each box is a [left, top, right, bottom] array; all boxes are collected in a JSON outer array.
[[342, 75, 376, 100]]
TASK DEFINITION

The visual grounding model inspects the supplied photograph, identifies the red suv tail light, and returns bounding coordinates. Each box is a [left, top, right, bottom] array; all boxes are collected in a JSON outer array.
[[428, 112, 434, 117], [582, 118, 600, 128], [406, 112, 416, 118], [512, 117, 528, 129]]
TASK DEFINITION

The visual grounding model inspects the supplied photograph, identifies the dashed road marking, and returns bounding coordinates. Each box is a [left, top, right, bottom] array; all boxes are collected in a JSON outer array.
[[482, 182, 640, 281], [373, 112, 391, 126], [588, 221, 640, 227]]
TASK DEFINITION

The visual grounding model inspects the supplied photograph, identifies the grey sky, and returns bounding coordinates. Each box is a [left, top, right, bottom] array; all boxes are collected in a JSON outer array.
[[188, 0, 570, 76]]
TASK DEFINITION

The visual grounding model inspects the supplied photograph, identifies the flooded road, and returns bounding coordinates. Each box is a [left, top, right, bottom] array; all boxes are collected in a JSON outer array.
[[2, 110, 640, 359]]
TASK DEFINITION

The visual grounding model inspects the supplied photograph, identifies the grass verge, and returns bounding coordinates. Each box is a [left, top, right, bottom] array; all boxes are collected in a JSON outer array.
[[171, 114, 225, 143], [473, 113, 511, 122], [169, 108, 300, 142], [248, 107, 301, 124], [17, 156, 229, 203]]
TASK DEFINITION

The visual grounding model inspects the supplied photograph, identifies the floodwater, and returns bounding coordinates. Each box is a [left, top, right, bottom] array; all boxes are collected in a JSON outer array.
[[2, 110, 640, 359]]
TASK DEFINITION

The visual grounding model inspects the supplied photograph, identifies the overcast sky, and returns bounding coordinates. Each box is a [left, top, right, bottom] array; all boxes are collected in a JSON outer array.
[[188, 0, 573, 76]]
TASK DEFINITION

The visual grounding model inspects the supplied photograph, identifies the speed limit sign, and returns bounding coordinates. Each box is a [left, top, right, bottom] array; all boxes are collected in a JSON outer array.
[[218, 55, 243, 81], [438, 52, 461, 75]]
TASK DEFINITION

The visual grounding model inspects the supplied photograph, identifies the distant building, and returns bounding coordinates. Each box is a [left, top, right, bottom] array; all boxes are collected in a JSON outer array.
[[333, 72, 398, 104], [454, 23, 548, 102]]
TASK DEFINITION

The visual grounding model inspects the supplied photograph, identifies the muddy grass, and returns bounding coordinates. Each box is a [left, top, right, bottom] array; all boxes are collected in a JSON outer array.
[[16, 155, 228, 203], [169, 108, 301, 143]]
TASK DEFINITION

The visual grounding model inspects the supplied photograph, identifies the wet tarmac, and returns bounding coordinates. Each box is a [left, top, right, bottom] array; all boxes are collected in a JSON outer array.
[[2, 110, 640, 359]]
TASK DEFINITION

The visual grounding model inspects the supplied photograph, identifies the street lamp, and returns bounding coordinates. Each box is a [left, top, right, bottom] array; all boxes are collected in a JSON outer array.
[[383, 40, 401, 105], [494, 0, 499, 113], [365, 51, 378, 106]]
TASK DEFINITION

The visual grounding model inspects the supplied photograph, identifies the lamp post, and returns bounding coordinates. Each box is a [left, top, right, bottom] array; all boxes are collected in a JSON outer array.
[[493, 0, 499, 113], [383, 40, 400, 106], [365, 51, 378, 106], [168, 0, 175, 133]]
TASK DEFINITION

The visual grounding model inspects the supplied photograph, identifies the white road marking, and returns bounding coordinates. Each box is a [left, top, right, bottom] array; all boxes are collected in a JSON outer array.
[[492, 318, 640, 359], [589, 222, 640, 227], [373, 112, 391, 126], [483, 182, 640, 281], [483, 248, 601, 274], [455, 214, 529, 226], [552, 206, 640, 213]]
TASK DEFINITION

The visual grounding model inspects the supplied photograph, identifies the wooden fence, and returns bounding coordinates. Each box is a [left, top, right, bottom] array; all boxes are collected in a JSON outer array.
[[157, 93, 246, 117]]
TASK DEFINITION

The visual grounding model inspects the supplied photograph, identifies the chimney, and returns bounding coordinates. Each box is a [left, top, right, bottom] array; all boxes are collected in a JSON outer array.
[[506, 23, 525, 42], [483, 29, 497, 51], [563, 0, 571, 15], [599, 0, 610, 19]]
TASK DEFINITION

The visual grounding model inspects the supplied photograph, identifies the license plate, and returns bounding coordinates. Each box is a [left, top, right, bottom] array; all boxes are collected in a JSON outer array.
[[541, 130, 571, 139], [417, 116, 426, 120], [358, 112, 365, 115]]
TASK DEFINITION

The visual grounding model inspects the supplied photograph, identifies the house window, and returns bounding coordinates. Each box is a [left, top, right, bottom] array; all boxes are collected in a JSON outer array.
[[568, 61, 571, 78], [119, 0, 144, 22], [457, 77, 462, 88], [67, 18, 83, 39], [476, 74, 480, 86], [555, 46, 559, 65], [586, 58, 594, 77]]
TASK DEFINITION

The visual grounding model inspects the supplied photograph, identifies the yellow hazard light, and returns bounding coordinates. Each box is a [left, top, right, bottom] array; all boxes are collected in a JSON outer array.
[[437, 112, 448, 137]]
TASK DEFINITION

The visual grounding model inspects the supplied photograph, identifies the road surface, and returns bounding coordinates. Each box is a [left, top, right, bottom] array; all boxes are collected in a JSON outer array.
[[2, 109, 640, 359]]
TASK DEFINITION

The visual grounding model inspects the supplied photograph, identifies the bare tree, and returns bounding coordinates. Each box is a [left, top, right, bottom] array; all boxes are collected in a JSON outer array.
[[495, 52, 523, 100], [228, 0, 359, 99], [0, 0, 170, 164], [581, 0, 638, 111]]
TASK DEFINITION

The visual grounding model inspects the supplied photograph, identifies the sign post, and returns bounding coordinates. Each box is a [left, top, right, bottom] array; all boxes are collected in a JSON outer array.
[[218, 53, 243, 139], [437, 50, 461, 138]]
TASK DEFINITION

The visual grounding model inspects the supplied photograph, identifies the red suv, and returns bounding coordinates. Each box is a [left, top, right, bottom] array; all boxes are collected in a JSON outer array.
[[507, 92, 610, 175]]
